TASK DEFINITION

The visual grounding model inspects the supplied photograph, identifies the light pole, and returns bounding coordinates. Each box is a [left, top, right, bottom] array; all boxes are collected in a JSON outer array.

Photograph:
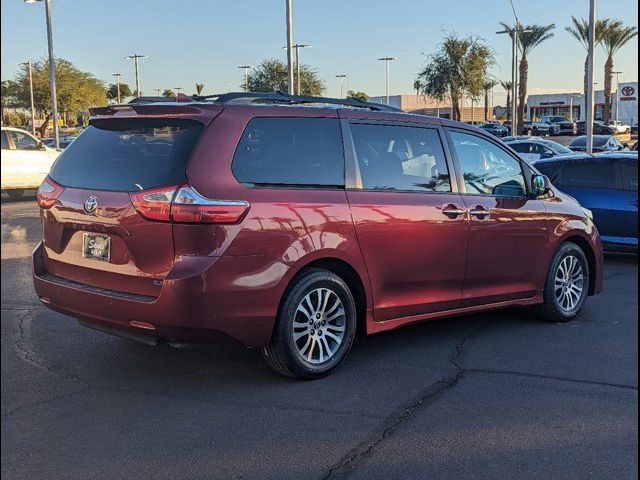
[[284, 45, 311, 95], [24, 0, 59, 147], [613, 70, 623, 122], [569, 94, 580, 122], [154, 88, 161, 97], [378, 57, 397, 105], [238, 65, 254, 92], [585, 0, 596, 154], [285, 0, 294, 95], [174, 87, 182, 100], [20, 61, 36, 135], [112, 73, 122, 103], [335, 74, 348, 98], [125, 54, 148, 98]]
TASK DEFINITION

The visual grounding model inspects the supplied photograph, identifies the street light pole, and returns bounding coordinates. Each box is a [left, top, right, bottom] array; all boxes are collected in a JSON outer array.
[[335, 74, 348, 98], [285, 0, 294, 95], [378, 57, 397, 105], [20, 61, 36, 135], [25, 0, 59, 147], [586, 0, 596, 154], [613, 71, 623, 122], [125, 54, 148, 98], [238, 65, 254, 92], [174, 87, 182, 100], [112, 73, 122, 103]]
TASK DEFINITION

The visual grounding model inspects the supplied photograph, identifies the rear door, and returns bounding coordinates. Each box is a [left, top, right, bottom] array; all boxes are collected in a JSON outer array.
[[41, 116, 209, 297], [344, 120, 467, 321], [621, 159, 638, 244], [447, 129, 548, 306]]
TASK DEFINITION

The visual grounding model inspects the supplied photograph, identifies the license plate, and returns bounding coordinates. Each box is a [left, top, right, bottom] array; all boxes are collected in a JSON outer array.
[[82, 233, 111, 262]]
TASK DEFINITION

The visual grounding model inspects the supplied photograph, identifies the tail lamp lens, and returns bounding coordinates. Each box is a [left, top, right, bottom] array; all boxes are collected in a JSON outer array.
[[129, 186, 176, 221], [37, 177, 64, 209]]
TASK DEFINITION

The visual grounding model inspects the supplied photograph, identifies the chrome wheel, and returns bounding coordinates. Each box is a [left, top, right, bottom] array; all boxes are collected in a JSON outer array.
[[292, 288, 346, 365], [554, 255, 585, 312]]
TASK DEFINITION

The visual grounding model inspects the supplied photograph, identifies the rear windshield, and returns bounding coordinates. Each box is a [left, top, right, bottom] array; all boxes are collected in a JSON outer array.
[[570, 136, 608, 147], [49, 118, 204, 191]]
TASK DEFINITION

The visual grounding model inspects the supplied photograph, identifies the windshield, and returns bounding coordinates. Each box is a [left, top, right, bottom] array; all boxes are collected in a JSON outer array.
[[570, 136, 609, 147], [49, 118, 204, 191]]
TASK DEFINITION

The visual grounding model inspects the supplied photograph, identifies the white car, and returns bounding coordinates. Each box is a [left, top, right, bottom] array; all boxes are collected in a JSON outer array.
[[1, 127, 60, 199], [607, 121, 631, 134]]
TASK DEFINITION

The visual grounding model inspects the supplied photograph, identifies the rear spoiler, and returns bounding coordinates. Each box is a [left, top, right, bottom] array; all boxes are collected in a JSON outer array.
[[88, 103, 223, 123]]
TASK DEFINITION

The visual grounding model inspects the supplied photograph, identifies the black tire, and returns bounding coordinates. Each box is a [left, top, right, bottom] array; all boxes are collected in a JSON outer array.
[[261, 268, 357, 379], [6, 189, 24, 200], [536, 242, 590, 323]]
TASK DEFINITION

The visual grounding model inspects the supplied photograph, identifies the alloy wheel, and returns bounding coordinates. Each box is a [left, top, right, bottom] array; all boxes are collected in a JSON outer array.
[[554, 255, 585, 312]]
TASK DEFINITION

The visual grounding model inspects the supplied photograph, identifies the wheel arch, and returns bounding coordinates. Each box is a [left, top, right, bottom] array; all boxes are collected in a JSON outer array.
[[561, 235, 598, 295]]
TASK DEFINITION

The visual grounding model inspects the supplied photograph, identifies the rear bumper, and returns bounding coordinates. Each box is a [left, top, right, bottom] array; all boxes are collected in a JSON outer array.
[[33, 242, 292, 347]]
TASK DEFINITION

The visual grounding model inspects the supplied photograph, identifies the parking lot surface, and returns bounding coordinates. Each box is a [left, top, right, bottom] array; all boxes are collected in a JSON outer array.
[[2, 196, 638, 480]]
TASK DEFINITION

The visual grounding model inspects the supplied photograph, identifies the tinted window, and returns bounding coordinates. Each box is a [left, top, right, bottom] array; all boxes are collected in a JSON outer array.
[[542, 141, 573, 155], [232, 117, 344, 186], [535, 163, 562, 182], [49, 118, 204, 191], [8, 131, 38, 150], [622, 162, 638, 191], [349, 123, 450, 192], [510, 142, 544, 155], [451, 131, 526, 197], [1, 132, 8, 150], [560, 161, 618, 189]]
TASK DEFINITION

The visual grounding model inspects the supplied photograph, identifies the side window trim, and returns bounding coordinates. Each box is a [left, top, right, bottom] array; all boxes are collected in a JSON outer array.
[[343, 120, 458, 194], [444, 127, 530, 198]]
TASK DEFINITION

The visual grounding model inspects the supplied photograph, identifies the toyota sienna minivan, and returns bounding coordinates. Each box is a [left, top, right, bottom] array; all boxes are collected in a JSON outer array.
[[33, 92, 603, 379]]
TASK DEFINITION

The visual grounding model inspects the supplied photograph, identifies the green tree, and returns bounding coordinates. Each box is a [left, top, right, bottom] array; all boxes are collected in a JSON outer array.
[[247, 58, 325, 96], [600, 21, 638, 123], [565, 17, 611, 107], [107, 82, 133, 102], [415, 34, 494, 121], [6, 58, 107, 135], [162, 89, 176, 98], [346, 90, 370, 102], [483, 79, 498, 121], [499, 80, 513, 121], [500, 23, 555, 133], [195, 83, 205, 95]]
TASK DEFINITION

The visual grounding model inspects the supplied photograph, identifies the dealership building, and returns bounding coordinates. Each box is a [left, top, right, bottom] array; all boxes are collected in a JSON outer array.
[[368, 94, 493, 122], [527, 82, 638, 124]]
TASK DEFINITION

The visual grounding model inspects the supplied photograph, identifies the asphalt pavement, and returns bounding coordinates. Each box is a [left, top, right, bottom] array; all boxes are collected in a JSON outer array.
[[1, 196, 638, 480]]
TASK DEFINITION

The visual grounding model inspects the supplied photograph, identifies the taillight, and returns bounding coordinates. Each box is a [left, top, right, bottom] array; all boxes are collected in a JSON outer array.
[[129, 186, 176, 221], [129, 185, 250, 224], [171, 186, 250, 224], [37, 177, 64, 209]]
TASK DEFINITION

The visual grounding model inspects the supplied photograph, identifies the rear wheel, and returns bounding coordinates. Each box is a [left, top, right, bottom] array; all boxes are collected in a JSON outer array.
[[536, 242, 590, 323], [6, 189, 24, 200], [261, 269, 357, 379]]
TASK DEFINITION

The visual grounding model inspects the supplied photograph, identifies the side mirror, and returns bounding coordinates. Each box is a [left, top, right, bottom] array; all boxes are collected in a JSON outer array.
[[532, 174, 551, 197]]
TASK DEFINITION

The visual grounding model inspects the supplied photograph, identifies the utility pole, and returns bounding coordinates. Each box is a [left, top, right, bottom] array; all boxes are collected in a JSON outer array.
[[112, 73, 122, 103], [613, 71, 623, 122], [20, 61, 36, 135], [125, 54, 148, 97], [335, 74, 348, 98], [586, 0, 596, 154], [378, 57, 397, 105], [285, 0, 294, 95], [238, 65, 254, 92]]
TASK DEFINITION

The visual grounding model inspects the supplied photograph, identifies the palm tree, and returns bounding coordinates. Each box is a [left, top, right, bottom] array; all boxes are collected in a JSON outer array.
[[499, 80, 513, 121], [195, 83, 205, 95], [565, 17, 611, 106], [483, 79, 498, 121], [600, 22, 638, 123], [500, 23, 555, 134]]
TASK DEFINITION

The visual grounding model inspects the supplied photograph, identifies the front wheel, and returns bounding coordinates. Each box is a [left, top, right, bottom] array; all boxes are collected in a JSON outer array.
[[261, 269, 357, 379], [536, 242, 590, 323]]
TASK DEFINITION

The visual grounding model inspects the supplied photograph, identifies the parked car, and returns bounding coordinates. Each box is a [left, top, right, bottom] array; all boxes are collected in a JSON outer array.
[[533, 153, 637, 250], [576, 121, 616, 136], [631, 122, 638, 135], [569, 135, 628, 153], [32, 92, 603, 379], [607, 121, 631, 134], [1, 127, 60, 199], [479, 122, 509, 138], [522, 120, 552, 137], [505, 138, 576, 162], [45, 136, 77, 149], [539, 116, 578, 136]]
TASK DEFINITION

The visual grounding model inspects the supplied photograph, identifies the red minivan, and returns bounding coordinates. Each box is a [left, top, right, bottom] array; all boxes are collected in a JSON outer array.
[[33, 93, 603, 379]]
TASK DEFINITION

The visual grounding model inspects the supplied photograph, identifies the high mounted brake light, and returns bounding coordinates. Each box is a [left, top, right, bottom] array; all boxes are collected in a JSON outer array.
[[37, 177, 65, 209], [129, 185, 250, 224]]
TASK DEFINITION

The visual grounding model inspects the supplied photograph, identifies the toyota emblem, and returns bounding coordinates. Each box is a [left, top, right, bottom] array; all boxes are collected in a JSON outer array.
[[84, 196, 98, 214], [622, 86, 635, 97]]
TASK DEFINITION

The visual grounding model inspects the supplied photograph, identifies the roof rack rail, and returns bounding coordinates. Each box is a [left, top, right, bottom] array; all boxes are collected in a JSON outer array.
[[190, 91, 402, 112]]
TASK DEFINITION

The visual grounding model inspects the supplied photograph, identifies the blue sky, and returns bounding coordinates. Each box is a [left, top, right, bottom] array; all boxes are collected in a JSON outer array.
[[1, 0, 638, 105]]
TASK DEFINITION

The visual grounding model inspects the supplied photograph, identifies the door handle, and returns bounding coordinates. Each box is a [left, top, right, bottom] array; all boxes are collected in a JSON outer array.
[[442, 204, 465, 218], [469, 206, 490, 219]]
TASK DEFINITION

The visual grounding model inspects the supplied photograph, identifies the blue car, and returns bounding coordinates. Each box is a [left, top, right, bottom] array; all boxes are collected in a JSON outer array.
[[533, 153, 638, 251]]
